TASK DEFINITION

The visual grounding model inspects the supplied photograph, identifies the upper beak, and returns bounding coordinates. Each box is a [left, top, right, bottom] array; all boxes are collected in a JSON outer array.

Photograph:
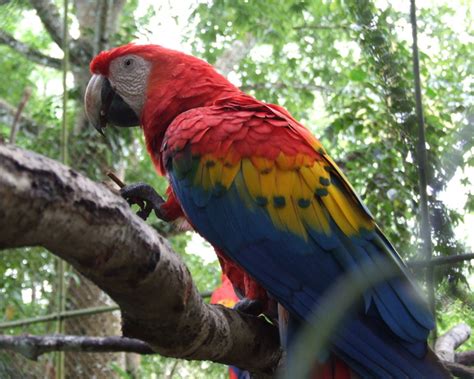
[[84, 74, 106, 135], [84, 74, 140, 135]]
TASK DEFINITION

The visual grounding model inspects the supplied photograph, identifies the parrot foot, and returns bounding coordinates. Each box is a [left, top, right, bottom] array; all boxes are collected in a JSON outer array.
[[120, 182, 166, 221], [233, 298, 264, 316]]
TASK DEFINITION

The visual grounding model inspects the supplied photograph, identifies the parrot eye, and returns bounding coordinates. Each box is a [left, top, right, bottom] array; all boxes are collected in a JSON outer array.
[[124, 58, 134, 67]]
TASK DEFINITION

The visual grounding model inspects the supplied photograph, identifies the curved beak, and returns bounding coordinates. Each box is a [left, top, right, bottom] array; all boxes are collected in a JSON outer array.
[[84, 74, 140, 135]]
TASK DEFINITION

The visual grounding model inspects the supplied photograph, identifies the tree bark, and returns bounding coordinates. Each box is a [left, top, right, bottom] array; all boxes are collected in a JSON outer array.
[[0, 143, 281, 375]]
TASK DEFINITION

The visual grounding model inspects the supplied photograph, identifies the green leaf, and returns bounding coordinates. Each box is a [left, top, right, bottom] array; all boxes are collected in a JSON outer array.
[[349, 68, 367, 82]]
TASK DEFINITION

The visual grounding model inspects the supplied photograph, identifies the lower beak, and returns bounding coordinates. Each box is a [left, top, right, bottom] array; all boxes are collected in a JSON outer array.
[[84, 74, 140, 135]]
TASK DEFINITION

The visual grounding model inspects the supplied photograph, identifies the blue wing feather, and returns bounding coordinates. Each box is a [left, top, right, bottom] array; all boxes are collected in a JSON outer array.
[[168, 163, 445, 378]]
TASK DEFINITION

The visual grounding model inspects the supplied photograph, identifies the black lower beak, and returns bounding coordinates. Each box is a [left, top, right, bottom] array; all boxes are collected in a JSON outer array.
[[100, 78, 140, 129]]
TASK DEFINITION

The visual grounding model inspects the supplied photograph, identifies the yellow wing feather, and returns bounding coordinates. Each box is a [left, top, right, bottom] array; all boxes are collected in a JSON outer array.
[[193, 150, 374, 239]]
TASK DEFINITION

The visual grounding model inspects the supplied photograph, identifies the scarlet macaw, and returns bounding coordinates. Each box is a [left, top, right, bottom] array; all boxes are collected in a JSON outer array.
[[84, 44, 448, 378]]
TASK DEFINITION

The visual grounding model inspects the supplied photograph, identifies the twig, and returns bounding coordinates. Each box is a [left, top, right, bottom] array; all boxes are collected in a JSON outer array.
[[293, 24, 351, 31], [0, 98, 43, 135], [0, 334, 154, 361], [241, 82, 328, 93], [10, 87, 32, 144], [166, 359, 180, 379], [107, 171, 125, 188]]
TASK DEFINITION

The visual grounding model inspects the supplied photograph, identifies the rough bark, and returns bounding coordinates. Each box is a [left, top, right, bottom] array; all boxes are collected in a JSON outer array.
[[0, 144, 281, 375]]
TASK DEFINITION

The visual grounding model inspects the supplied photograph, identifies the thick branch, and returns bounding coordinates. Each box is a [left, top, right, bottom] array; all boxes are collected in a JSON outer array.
[[0, 335, 154, 361], [0, 144, 281, 375], [0, 30, 62, 69]]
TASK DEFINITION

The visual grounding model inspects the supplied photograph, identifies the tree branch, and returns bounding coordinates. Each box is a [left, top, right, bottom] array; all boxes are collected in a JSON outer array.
[[29, 0, 92, 66], [29, 0, 64, 48], [0, 30, 62, 69], [241, 82, 328, 93], [0, 335, 154, 361], [293, 24, 352, 31], [9, 87, 32, 144], [408, 253, 474, 269], [0, 143, 281, 375]]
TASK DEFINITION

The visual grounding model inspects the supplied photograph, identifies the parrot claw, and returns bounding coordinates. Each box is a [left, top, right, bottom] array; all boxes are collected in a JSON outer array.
[[120, 182, 166, 221], [233, 298, 264, 316]]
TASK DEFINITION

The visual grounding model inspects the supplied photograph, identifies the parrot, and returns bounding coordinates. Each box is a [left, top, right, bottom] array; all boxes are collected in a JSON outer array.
[[84, 43, 449, 378]]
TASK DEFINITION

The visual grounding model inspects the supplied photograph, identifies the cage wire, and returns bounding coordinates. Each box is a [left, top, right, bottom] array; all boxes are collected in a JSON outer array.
[[0, 264, 129, 379]]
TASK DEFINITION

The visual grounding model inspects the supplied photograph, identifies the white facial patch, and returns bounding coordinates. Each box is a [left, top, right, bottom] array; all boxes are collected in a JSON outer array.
[[108, 55, 152, 118]]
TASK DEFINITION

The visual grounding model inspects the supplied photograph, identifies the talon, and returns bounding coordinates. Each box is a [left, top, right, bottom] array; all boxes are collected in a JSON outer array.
[[119, 182, 166, 221], [136, 201, 153, 220]]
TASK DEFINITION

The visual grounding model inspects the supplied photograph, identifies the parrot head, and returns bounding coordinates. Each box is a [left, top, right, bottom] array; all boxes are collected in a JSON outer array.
[[85, 43, 239, 136]]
